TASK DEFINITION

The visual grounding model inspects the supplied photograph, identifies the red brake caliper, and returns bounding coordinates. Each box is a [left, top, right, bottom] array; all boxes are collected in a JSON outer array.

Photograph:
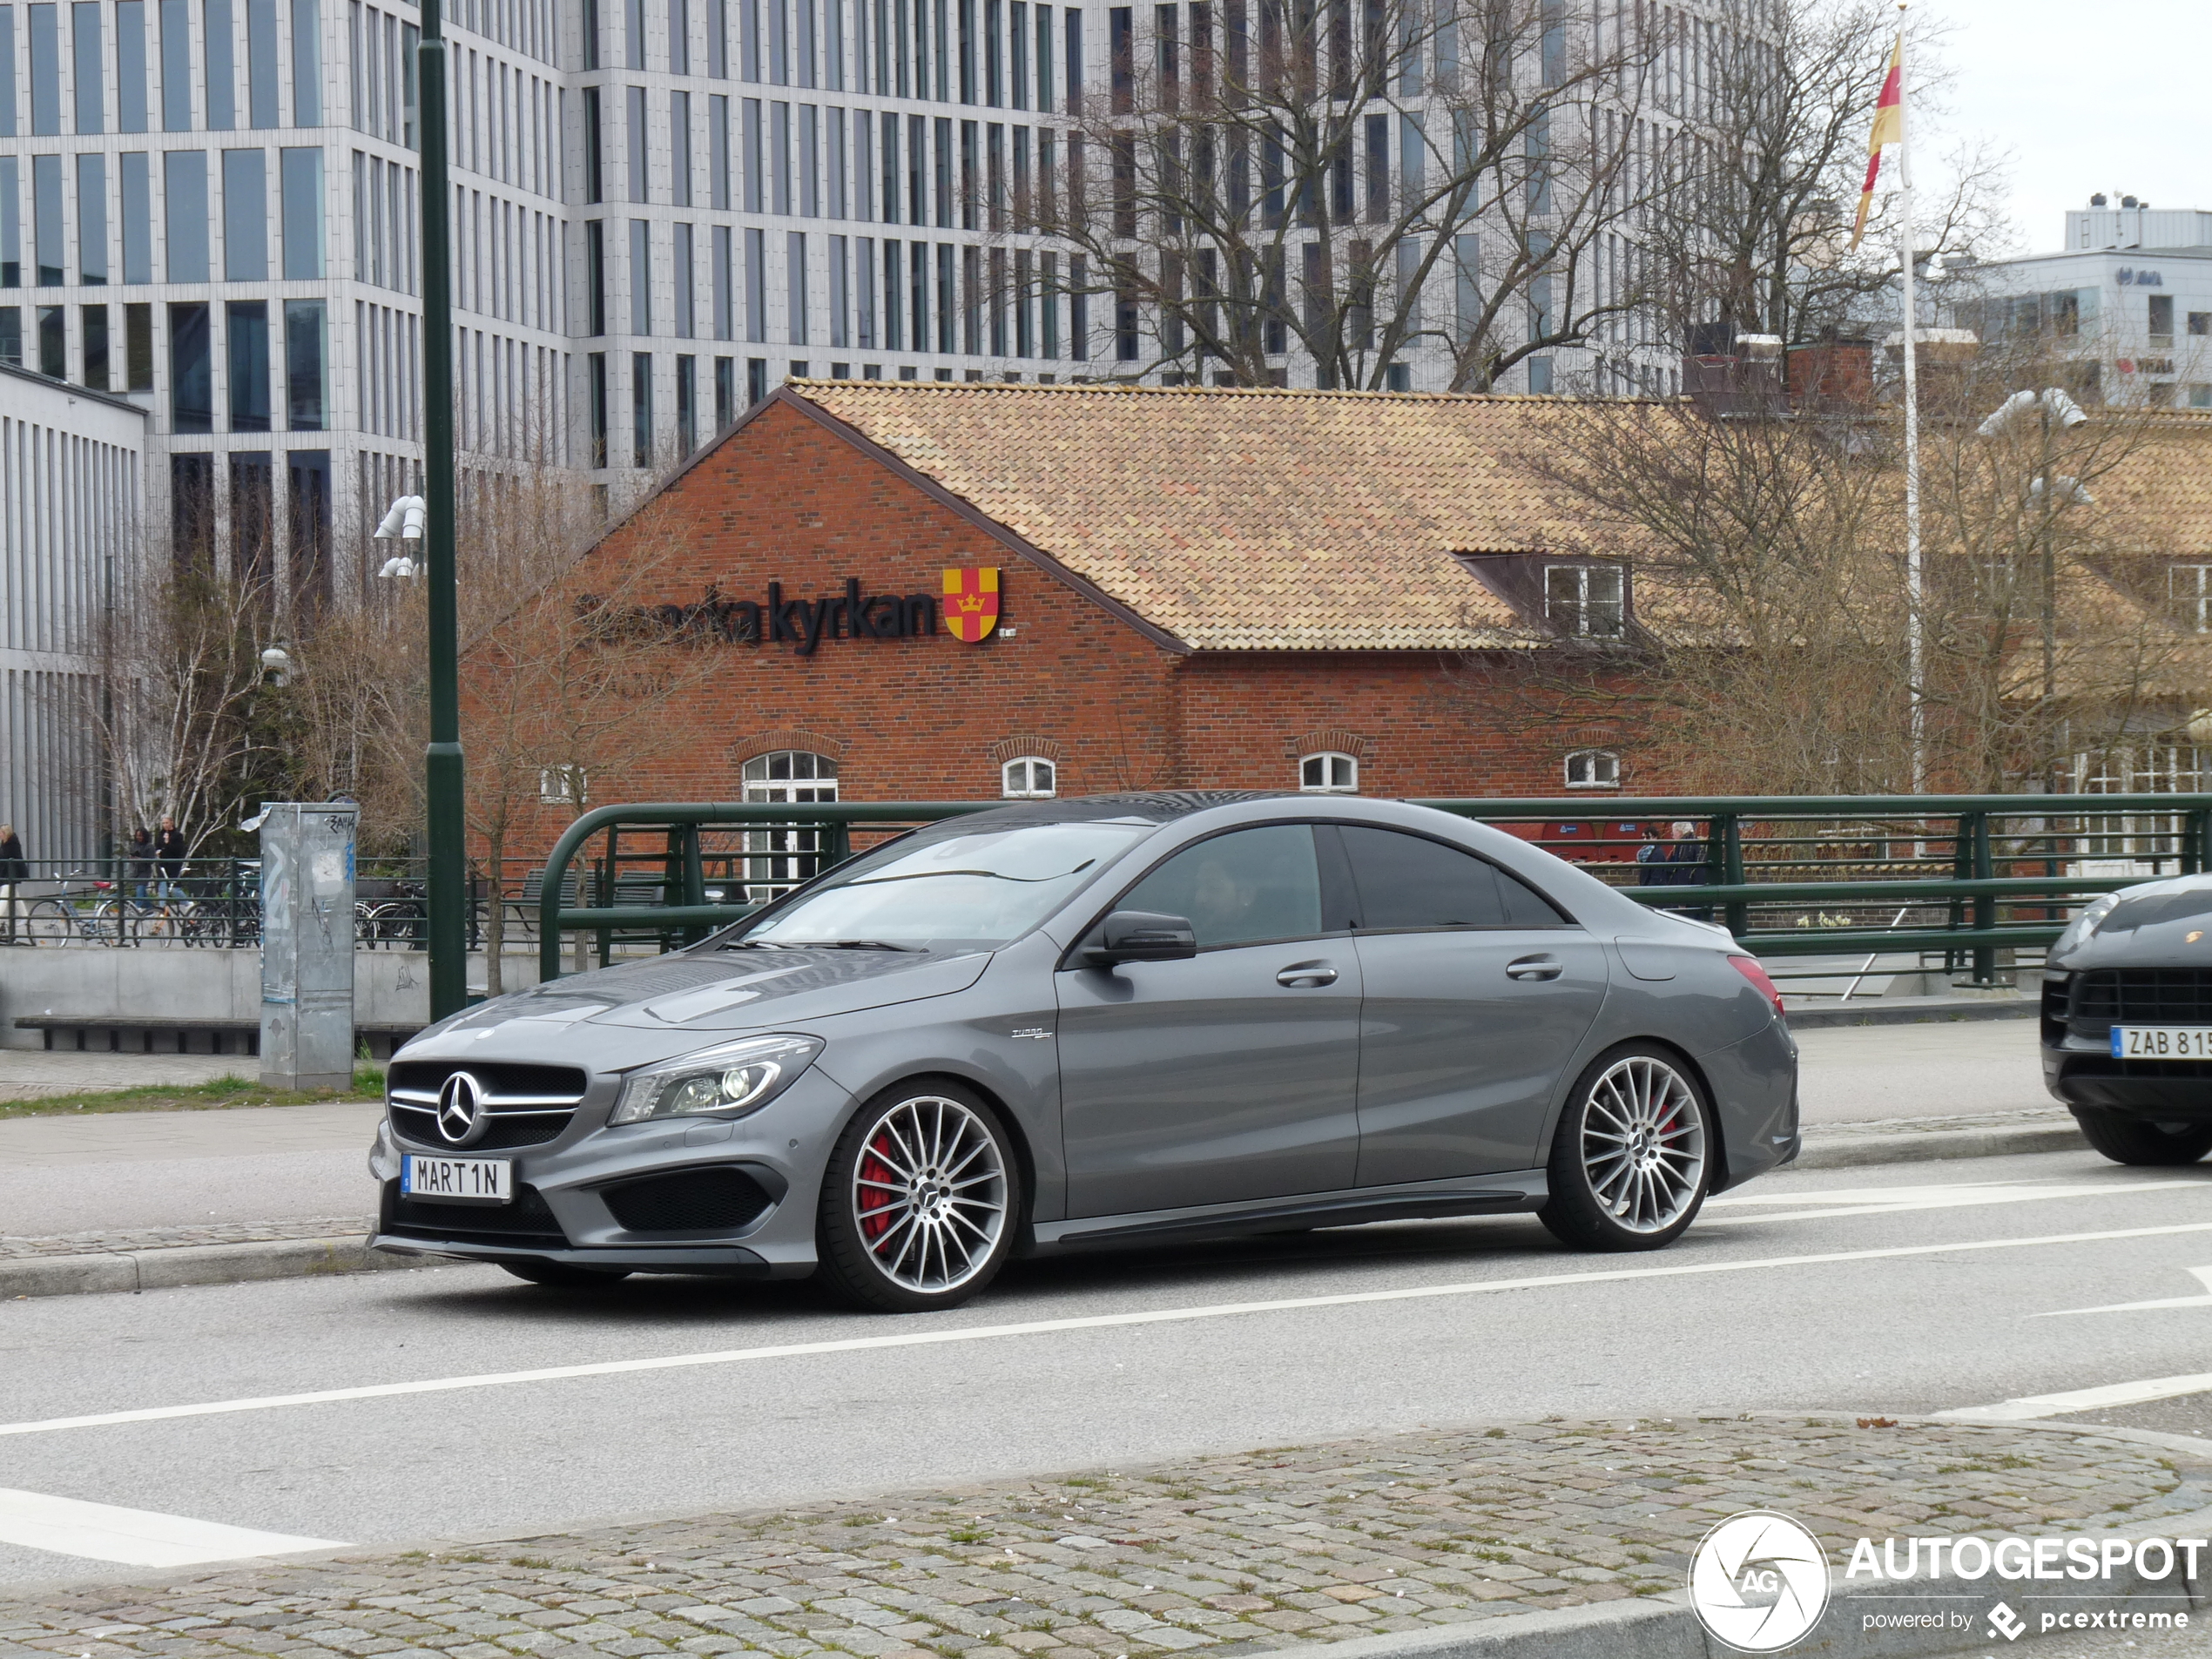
[[858, 1133, 898, 1244]]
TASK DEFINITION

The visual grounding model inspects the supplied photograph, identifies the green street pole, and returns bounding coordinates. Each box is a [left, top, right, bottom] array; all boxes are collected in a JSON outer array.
[[418, 0, 467, 1019]]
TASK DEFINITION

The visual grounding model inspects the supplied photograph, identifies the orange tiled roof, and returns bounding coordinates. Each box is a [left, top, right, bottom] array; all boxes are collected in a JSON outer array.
[[791, 381, 1618, 651]]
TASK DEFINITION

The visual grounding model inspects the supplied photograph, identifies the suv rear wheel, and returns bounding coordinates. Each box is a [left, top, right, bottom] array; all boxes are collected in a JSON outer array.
[[2072, 1109, 2212, 1166]]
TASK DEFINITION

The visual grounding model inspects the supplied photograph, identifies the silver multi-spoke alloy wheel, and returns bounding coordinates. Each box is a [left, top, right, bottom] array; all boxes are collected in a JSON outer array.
[[1579, 1055, 1707, 1234], [849, 1093, 1011, 1296]]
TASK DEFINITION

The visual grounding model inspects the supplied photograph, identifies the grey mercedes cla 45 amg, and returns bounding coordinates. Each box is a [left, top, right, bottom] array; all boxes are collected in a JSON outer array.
[[369, 792, 1799, 1311]]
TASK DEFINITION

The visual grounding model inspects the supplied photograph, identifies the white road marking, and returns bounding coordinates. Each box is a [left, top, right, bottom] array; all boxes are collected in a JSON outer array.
[[2035, 1264, 2212, 1317], [0, 1488, 344, 1567], [1932, 1371, 2212, 1423], [1703, 1179, 2206, 1229], [5, 1219, 2212, 1441]]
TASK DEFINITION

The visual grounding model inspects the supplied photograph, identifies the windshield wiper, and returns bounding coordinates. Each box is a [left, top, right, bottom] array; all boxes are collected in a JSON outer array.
[[716, 939, 786, 950], [747, 938, 921, 952]]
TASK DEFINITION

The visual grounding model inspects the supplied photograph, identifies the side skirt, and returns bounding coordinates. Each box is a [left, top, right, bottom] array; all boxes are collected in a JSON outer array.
[[1028, 1170, 1549, 1256]]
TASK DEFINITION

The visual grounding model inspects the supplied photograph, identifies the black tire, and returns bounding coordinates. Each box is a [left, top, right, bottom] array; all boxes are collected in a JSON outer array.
[[499, 1261, 634, 1287], [817, 1079, 1023, 1313], [1540, 1044, 1714, 1252], [2071, 1109, 2212, 1166]]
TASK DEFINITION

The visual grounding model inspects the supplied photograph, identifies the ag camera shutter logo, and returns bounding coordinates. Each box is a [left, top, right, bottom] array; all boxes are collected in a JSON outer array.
[[1689, 1511, 1831, 1651]]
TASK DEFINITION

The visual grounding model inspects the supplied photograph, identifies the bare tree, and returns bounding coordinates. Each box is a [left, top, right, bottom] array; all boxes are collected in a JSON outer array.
[[83, 533, 286, 857], [1033, 0, 1664, 389], [292, 470, 720, 992], [1474, 341, 2202, 795], [1642, 0, 2009, 354]]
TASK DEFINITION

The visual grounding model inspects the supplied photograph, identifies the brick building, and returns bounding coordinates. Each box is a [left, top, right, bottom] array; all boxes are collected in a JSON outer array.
[[529, 380, 1666, 829]]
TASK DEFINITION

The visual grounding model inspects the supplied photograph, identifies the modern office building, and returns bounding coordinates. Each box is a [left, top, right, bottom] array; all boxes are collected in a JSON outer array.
[[0, 361, 145, 863], [0, 0, 1700, 599], [1956, 196, 2212, 408]]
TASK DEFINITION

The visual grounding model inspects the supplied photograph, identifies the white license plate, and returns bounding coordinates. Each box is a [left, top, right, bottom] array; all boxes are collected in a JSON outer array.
[[401, 1154, 512, 1203], [2111, 1026, 2212, 1060]]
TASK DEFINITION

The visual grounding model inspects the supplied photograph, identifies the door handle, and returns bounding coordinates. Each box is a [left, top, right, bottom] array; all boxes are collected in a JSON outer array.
[[1276, 962, 1339, 988], [1507, 955, 1563, 981]]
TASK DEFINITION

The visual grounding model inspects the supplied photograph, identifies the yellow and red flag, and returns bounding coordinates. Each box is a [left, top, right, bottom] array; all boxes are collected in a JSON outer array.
[[1849, 32, 1905, 251], [941, 567, 1001, 643]]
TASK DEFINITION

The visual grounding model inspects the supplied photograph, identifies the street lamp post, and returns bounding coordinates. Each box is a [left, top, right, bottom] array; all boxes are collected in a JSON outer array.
[[417, 0, 466, 1020]]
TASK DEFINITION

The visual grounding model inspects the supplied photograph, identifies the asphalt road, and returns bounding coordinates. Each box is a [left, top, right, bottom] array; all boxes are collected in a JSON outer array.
[[0, 1020, 2053, 1237], [4, 1145, 2211, 1590]]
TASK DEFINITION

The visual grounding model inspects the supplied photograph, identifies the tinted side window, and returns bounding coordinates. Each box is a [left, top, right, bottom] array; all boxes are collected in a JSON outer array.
[[1341, 826, 1566, 930], [1118, 825, 1324, 948]]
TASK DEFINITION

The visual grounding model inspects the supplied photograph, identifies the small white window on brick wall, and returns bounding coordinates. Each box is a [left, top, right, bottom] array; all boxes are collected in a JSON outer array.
[[1565, 750, 1620, 789], [1300, 752, 1359, 793], [1002, 756, 1057, 798], [539, 766, 587, 805]]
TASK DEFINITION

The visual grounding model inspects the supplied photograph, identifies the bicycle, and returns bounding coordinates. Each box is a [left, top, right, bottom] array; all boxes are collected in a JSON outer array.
[[23, 880, 126, 945]]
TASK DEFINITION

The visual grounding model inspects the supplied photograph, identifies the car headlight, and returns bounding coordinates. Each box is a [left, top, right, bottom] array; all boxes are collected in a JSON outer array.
[[610, 1034, 824, 1126], [2051, 891, 2122, 959]]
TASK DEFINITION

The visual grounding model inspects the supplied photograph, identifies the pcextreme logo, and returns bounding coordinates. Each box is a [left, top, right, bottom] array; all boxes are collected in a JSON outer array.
[[1689, 1511, 1831, 1652]]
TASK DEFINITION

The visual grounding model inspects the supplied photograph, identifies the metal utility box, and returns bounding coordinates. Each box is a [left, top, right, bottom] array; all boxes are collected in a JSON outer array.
[[259, 803, 359, 1091]]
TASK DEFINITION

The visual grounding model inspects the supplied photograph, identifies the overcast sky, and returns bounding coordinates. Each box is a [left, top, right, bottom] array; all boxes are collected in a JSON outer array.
[[1917, 0, 2212, 253]]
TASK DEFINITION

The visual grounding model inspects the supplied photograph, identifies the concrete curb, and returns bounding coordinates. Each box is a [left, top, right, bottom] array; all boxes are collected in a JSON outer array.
[[1786, 999, 2039, 1030], [1791, 1121, 2085, 1170], [0, 1235, 442, 1298]]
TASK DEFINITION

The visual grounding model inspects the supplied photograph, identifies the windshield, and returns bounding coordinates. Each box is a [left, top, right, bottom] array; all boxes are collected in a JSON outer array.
[[733, 820, 1152, 951]]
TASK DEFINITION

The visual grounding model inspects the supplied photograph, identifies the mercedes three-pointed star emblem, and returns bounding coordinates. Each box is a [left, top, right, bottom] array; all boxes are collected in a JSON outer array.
[[436, 1070, 489, 1146]]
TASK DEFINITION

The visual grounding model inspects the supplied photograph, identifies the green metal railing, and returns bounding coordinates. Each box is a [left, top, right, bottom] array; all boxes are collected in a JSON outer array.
[[536, 793, 2212, 988]]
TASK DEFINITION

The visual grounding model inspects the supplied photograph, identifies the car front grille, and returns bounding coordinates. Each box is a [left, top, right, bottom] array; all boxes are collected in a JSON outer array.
[[2060, 1052, 2212, 1081], [386, 1058, 589, 1150], [381, 1180, 570, 1249], [601, 1167, 774, 1233], [2072, 969, 2212, 1027]]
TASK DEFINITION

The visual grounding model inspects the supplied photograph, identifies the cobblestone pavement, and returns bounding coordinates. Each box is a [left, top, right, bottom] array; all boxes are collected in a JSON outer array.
[[1, 1418, 2202, 1659], [0, 1052, 256, 1102], [0, 1217, 371, 1260]]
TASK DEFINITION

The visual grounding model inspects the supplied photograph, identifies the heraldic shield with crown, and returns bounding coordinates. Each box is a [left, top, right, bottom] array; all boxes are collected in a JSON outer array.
[[941, 568, 1001, 643]]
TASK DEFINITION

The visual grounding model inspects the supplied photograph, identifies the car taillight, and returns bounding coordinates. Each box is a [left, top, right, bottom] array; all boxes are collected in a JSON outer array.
[[1729, 954, 1787, 1022]]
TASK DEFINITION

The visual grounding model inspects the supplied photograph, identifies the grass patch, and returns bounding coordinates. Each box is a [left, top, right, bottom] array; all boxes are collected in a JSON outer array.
[[0, 1065, 384, 1119]]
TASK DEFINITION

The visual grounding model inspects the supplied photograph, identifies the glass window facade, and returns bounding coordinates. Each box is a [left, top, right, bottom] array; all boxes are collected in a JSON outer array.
[[74, 153, 105, 282], [169, 299, 212, 429], [72, 0, 104, 132], [221, 147, 266, 279], [117, 1, 150, 130], [29, 3, 60, 134], [290, 0, 320, 123], [163, 149, 209, 280], [119, 152, 152, 280], [280, 146, 323, 277], [285, 297, 324, 428], [246, 0, 280, 125], [31, 152, 63, 284], [0, 158, 18, 286], [228, 297, 271, 429], [205, 0, 236, 127], [159, 0, 191, 127]]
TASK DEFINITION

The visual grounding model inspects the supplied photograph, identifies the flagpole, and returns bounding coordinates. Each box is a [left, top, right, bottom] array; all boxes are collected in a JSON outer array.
[[1896, 2, 1924, 794]]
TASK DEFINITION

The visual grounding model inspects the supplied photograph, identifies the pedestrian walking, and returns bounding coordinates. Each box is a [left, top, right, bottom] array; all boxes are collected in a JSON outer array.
[[1663, 819, 1714, 920], [0, 823, 24, 943], [128, 826, 154, 900], [1635, 826, 1668, 887], [153, 817, 187, 900]]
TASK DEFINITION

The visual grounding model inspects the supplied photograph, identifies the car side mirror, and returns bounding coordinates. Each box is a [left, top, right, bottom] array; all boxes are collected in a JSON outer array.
[[1083, 910, 1198, 967]]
